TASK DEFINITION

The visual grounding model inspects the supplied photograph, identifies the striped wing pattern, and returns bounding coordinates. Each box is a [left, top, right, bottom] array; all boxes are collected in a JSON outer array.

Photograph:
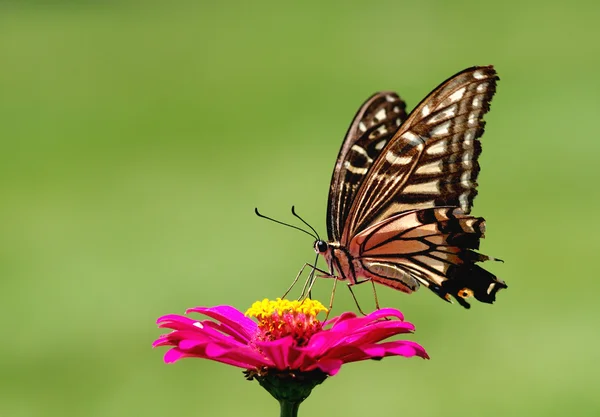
[[344, 66, 499, 242], [349, 207, 505, 307], [322, 66, 506, 308], [326, 92, 407, 241]]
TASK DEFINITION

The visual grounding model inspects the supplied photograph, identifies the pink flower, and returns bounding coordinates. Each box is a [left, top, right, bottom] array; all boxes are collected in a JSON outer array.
[[153, 298, 428, 377]]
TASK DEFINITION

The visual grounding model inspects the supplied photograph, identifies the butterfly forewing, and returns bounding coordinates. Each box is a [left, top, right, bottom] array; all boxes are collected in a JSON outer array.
[[326, 92, 407, 241], [344, 66, 499, 242]]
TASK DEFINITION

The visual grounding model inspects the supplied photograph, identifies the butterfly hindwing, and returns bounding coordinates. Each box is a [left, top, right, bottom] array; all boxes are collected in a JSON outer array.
[[326, 92, 407, 241], [344, 66, 499, 241], [350, 207, 506, 308]]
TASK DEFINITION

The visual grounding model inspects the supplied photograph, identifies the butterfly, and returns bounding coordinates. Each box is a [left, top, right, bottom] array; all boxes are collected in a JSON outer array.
[[313, 66, 507, 308]]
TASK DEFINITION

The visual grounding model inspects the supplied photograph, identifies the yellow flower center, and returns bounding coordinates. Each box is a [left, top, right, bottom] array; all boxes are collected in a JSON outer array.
[[246, 298, 328, 346]]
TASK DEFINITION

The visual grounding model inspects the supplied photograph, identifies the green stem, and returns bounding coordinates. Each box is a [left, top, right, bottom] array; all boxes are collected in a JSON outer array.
[[246, 368, 327, 416], [279, 399, 301, 417]]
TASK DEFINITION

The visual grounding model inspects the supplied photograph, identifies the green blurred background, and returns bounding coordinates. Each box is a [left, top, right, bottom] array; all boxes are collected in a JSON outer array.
[[1, 1, 598, 416]]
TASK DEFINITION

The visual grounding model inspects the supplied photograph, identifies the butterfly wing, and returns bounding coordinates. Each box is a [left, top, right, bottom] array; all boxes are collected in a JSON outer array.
[[326, 92, 407, 241], [342, 66, 499, 243], [338, 66, 505, 307], [350, 207, 506, 308]]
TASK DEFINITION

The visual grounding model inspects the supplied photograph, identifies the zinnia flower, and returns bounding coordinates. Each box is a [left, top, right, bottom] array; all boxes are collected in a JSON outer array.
[[154, 298, 428, 416]]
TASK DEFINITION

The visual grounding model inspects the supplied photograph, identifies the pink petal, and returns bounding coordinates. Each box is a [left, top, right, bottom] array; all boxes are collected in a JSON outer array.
[[157, 311, 254, 345], [314, 358, 343, 375], [305, 313, 415, 356], [331, 321, 416, 346], [363, 308, 405, 322], [378, 341, 429, 359], [204, 344, 275, 368], [327, 310, 404, 335], [324, 341, 429, 364], [283, 345, 309, 370], [175, 337, 269, 368], [168, 348, 265, 369], [153, 335, 176, 348], [359, 345, 387, 358], [163, 348, 190, 363], [180, 325, 250, 347], [178, 339, 210, 351], [155, 328, 248, 353], [326, 316, 378, 334], [156, 319, 243, 344], [322, 311, 358, 327], [156, 314, 202, 330], [320, 345, 373, 363], [186, 306, 257, 340], [254, 337, 298, 370], [196, 316, 254, 344], [155, 314, 254, 348], [303, 322, 411, 357], [304, 330, 352, 357]]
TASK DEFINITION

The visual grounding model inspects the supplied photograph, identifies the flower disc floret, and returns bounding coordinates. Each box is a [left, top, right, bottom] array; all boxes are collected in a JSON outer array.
[[246, 298, 328, 345], [246, 298, 328, 319]]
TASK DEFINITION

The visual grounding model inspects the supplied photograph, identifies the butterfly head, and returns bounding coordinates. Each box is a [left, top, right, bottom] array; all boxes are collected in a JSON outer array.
[[313, 239, 335, 275], [314, 240, 328, 254]]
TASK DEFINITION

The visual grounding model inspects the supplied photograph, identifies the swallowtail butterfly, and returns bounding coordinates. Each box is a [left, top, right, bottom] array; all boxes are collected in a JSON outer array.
[[313, 66, 506, 308]]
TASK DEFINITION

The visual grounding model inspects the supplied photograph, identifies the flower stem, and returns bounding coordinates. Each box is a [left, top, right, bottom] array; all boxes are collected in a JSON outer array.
[[245, 369, 328, 417], [279, 399, 301, 417]]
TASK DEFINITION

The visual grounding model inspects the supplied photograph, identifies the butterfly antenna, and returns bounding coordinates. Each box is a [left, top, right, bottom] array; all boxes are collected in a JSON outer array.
[[255, 208, 317, 240], [291, 206, 320, 241]]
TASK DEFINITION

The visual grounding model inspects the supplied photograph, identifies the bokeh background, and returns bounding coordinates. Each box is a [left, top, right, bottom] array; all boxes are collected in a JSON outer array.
[[2, 1, 599, 416]]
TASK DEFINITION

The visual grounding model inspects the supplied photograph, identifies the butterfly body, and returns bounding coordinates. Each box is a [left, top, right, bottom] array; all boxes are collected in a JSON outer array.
[[316, 66, 507, 308]]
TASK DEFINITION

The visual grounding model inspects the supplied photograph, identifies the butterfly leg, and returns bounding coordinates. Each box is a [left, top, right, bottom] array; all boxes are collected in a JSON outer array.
[[284, 262, 326, 299], [324, 278, 339, 320], [346, 284, 368, 316], [371, 279, 381, 310], [284, 263, 334, 300], [282, 262, 311, 299], [303, 265, 337, 298], [347, 278, 382, 314]]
